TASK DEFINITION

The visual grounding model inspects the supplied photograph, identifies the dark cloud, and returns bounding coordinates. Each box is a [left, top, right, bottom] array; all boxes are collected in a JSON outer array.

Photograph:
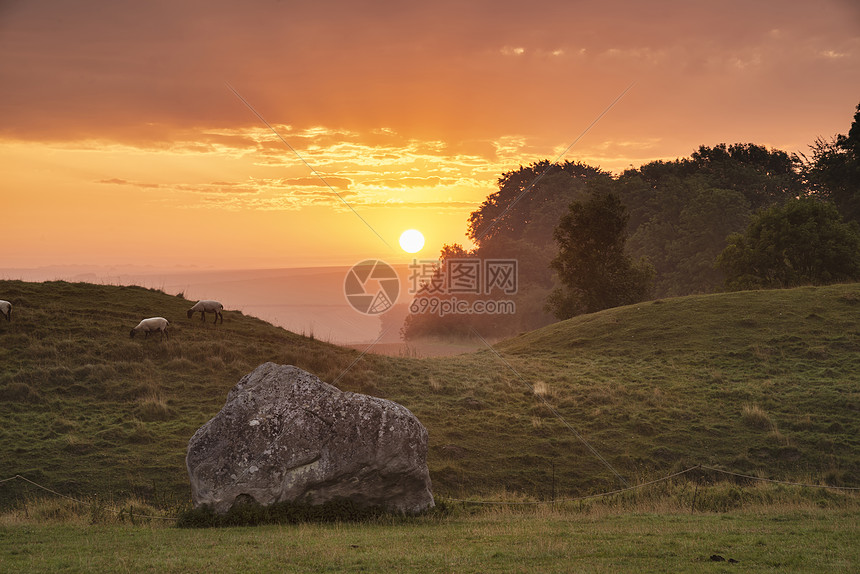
[[0, 0, 857, 157]]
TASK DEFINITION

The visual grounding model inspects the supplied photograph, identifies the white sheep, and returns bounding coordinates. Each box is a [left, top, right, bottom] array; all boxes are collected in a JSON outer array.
[[130, 317, 170, 340], [187, 300, 224, 324], [0, 300, 10, 322]]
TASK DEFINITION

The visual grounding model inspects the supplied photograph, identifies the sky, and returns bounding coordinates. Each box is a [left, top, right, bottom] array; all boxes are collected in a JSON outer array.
[[2, 0, 859, 271]]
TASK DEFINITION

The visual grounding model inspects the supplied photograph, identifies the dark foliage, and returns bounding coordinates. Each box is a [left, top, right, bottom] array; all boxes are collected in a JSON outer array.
[[467, 161, 611, 247], [547, 192, 653, 318], [176, 496, 451, 528], [176, 498, 391, 528], [619, 143, 804, 297], [716, 198, 860, 290], [801, 103, 860, 224]]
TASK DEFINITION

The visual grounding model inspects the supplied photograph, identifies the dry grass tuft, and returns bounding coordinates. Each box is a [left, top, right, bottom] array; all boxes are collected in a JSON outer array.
[[136, 392, 172, 421], [428, 375, 442, 392], [0, 495, 175, 527], [62, 432, 93, 454], [532, 380, 551, 397], [767, 429, 792, 446], [742, 403, 775, 431]]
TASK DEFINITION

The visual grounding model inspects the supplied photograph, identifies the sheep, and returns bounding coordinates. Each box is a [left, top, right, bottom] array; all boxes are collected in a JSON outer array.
[[130, 317, 169, 340], [0, 300, 10, 322], [187, 300, 224, 324]]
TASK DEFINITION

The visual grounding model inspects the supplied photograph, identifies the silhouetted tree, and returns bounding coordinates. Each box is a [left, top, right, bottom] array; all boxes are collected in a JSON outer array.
[[688, 143, 801, 208], [467, 161, 610, 247], [802, 102, 860, 224]]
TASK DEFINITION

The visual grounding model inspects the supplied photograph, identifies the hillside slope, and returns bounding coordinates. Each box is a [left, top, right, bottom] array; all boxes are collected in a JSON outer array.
[[0, 280, 858, 509]]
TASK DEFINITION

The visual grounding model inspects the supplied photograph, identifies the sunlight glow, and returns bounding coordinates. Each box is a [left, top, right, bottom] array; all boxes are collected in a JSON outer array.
[[399, 229, 425, 253]]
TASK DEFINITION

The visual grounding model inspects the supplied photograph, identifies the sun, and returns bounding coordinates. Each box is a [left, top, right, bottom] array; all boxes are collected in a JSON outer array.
[[399, 229, 425, 253]]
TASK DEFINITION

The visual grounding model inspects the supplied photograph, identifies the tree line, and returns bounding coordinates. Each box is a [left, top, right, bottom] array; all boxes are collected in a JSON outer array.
[[402, 102, 860, 340]]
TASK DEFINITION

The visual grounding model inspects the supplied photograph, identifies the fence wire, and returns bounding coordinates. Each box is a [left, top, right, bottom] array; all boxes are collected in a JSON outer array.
[[441, 464, 860, 506], [1, 474, 178, 521]]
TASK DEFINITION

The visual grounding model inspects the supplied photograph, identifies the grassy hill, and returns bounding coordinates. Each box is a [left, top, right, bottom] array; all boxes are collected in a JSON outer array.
[[0, 280, 858, 510]]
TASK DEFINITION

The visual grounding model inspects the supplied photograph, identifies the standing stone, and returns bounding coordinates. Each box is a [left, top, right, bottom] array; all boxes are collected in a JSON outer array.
[[186, 362, 434, 514]]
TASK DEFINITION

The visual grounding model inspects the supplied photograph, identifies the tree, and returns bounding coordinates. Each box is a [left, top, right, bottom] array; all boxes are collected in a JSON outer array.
[[688, 143, 801, 208], [547, 192, 653, 319], [716, 198, 860, 290], [400, 243, 479, 340], [802, 102, 860, 224], [466, 161, 610, 247], [627, 181, 751, 296], [616, 142, 803, 297], [402, 161, 610, 340]]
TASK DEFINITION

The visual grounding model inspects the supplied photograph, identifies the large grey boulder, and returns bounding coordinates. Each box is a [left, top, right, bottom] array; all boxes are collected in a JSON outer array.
[[186, 362, 434, 514]]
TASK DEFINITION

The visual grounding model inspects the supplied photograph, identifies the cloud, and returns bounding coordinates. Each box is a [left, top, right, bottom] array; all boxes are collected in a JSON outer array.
[[820, 50, 847, 59], [97, 177, 137, 186], [96, 178, 164, 189], [363, 200, 478, 210], [501, 46, 525, 56], [2, 0, 859, 206], [283, 176, 353, 190], [1, 0, 856, 152], [98, 178, 260, 195], [4, 0, 859, 272], [365, 177, 446, 189], [88, 125, 501, 214]]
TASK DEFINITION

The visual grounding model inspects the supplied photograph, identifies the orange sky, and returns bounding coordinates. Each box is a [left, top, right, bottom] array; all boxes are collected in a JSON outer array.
[[2, 0, 859, 270]]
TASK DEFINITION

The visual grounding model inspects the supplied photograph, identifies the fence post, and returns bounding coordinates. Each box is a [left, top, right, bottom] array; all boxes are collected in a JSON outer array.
[[691, 476, 699, 514]]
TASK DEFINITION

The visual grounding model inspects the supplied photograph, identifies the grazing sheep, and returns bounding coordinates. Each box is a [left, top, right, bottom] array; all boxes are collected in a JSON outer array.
[[187, 300, 224, 324], [130, 317, 169, 340], [0, 300, 10, 322]]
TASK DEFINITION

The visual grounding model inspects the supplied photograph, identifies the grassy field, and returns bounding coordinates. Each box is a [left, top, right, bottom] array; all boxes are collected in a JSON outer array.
[[1, 500, 857, 573], [0, 280, 858, 510]]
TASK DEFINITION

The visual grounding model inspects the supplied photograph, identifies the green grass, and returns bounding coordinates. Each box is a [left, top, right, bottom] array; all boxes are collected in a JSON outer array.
[[1, 503, 858, 573], [0, 280, 859, 511]]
